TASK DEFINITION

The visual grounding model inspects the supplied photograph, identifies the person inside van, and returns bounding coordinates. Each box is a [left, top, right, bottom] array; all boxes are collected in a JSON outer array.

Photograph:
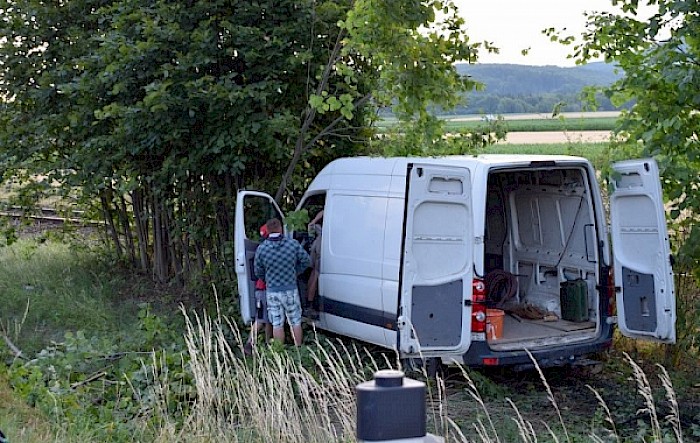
[[254, 218, 311, 346], [304, 210, 323, 319]]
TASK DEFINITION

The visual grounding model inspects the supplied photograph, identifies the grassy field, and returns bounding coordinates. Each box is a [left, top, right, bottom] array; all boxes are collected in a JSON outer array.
[[0, 236, 698, 442], [447, 116, 616, 132], [376, 114, 618, 132], [0, 239, 141, 355]]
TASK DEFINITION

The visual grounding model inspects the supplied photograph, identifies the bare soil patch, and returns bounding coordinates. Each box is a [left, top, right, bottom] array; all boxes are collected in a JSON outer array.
[[501, 131, 612, 144]]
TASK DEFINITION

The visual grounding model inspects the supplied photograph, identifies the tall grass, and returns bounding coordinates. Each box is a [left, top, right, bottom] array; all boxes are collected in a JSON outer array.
[[147, 306, 382, 442], [145, 308, 687, 443], [0, 239, 136, 354]]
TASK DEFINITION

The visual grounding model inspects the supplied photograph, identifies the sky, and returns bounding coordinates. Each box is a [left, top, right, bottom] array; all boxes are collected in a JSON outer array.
[[453, 0, 624, 67]]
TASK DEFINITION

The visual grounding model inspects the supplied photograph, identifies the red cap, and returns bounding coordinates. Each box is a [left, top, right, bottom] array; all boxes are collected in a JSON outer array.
[[259, 224, 269, 238]]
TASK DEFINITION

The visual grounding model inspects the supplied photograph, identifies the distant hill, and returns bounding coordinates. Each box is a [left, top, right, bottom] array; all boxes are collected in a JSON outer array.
[[457, 62, 622, 95], [441, 62, 626, 115]]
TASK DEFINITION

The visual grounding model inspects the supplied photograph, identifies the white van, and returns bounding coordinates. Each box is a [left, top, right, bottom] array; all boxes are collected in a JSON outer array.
[[235, 155, 676, 368]]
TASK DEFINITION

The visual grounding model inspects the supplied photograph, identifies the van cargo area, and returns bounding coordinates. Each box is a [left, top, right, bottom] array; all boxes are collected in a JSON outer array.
[[483, 166, 599, 351]]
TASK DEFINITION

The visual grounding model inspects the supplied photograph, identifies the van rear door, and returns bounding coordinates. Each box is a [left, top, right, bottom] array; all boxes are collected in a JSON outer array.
[[610, 159, 676, 343], [234, 191, 284, 324], [398, 163, 474, 356]]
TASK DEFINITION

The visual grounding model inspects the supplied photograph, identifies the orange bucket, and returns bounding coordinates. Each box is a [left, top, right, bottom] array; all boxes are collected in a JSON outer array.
[[486, 309, 505, 340]]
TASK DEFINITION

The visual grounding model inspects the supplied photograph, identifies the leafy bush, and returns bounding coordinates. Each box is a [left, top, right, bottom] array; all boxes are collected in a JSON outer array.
[[7, 306, 191, 442]]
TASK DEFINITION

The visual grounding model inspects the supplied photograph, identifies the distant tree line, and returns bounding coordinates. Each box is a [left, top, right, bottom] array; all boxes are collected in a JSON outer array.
[[447, 91, 630, 115], [449, 62, 631, 115]]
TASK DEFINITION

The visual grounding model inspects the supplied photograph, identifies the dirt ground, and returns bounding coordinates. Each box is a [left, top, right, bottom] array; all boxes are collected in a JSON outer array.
[[434, 351, 700, 441]]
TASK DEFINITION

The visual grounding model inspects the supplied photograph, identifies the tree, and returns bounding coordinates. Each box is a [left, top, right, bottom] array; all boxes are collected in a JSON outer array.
[[551, 0, 700, 365], [0, 0, 490, 285], [0, 0, 370, 283], [549, 0, 699, 267], [342, 0, 495, 155]]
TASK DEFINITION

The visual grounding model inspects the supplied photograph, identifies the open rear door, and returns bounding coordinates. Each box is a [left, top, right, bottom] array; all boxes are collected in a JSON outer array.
[[398, 163, 474, 357], [610, 159, 676, 343], [234, 191, 284, 324]]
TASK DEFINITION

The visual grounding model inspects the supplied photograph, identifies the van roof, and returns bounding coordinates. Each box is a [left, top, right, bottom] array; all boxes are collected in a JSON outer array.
[[318, 154, 590, 177]]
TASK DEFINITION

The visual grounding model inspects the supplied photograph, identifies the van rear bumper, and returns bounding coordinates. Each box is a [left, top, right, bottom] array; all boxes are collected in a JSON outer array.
[[461, 335, 613, 369]]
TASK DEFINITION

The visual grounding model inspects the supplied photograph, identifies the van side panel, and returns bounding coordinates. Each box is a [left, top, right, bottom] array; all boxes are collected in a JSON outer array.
[[320, 176, 396, 346]]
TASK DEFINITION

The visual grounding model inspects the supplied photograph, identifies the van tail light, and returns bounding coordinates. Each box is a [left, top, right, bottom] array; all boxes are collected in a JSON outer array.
[[471, 279, 487, 333], [607, 267, 617, 317], [482, 357, 500, 366]]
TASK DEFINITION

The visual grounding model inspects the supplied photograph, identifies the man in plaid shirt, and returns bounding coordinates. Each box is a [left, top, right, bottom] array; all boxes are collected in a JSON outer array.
[[254, 218, 311, 345]]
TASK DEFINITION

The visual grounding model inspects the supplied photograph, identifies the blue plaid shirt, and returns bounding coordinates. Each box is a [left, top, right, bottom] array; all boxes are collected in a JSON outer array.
[[254, 235, 311, 292]]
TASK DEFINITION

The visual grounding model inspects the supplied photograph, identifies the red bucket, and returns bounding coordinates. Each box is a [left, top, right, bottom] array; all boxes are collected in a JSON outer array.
[[486, 309, 505, 340]]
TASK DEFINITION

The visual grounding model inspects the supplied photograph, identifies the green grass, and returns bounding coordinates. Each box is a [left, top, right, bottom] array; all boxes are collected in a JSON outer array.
[[0, 239, 140, 356], [0, 371, 55, 443], [478, 142, 611, 169], [376, 116, 618, 132], [446, 117, 616, 132]]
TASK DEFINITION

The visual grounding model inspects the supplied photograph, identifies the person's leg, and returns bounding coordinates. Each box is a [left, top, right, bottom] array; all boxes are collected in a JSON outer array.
[[291, 324, 303, 346], [272, 326, 285, 343], [307, 269, 318, 304], [283, 289, 304, 346], [264, 322, 273, 341], [244, 320, 260, 355], [266, 290, 286, 344], [259, 291, 271, 342], [303, 269, 319, 319], [248, 320, 260, 343]]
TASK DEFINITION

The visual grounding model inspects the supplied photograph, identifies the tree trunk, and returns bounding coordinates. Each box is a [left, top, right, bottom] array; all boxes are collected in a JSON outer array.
[[132, 189, 151, 273], [152, 192, 168, 282], [178, 199, 191, 279], [119, 193, 136, 266], [194, 239, 206, 273], [100, 189, 123, 258], [166, 202, 183, 283]]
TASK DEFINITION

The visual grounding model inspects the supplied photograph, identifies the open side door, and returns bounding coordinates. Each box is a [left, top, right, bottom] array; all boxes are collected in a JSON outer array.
[[398, 164, 474, 356], [234, 191, 284, 324], [610, 159, 676, 343]]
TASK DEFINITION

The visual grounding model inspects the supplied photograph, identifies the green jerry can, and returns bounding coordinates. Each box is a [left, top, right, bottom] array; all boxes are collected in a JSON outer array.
[[560, 279, 589, 322]]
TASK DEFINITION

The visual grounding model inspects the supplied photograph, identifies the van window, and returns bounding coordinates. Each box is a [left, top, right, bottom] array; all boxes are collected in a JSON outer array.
[[241, 195, 283, 240], [299, 192, 326, 229]]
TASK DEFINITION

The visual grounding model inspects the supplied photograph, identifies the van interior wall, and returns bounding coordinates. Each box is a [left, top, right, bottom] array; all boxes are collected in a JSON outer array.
[[485, 168, 598, 326]]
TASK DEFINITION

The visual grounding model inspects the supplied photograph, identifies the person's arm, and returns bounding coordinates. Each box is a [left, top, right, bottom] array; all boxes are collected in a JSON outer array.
[[308, 209, 324, 230], [296, 243, 311, 274]]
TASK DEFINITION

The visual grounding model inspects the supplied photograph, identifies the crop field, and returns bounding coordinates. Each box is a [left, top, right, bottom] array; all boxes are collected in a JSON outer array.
[[455, 116, 616, 132], [377, 112, 618, 133]]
